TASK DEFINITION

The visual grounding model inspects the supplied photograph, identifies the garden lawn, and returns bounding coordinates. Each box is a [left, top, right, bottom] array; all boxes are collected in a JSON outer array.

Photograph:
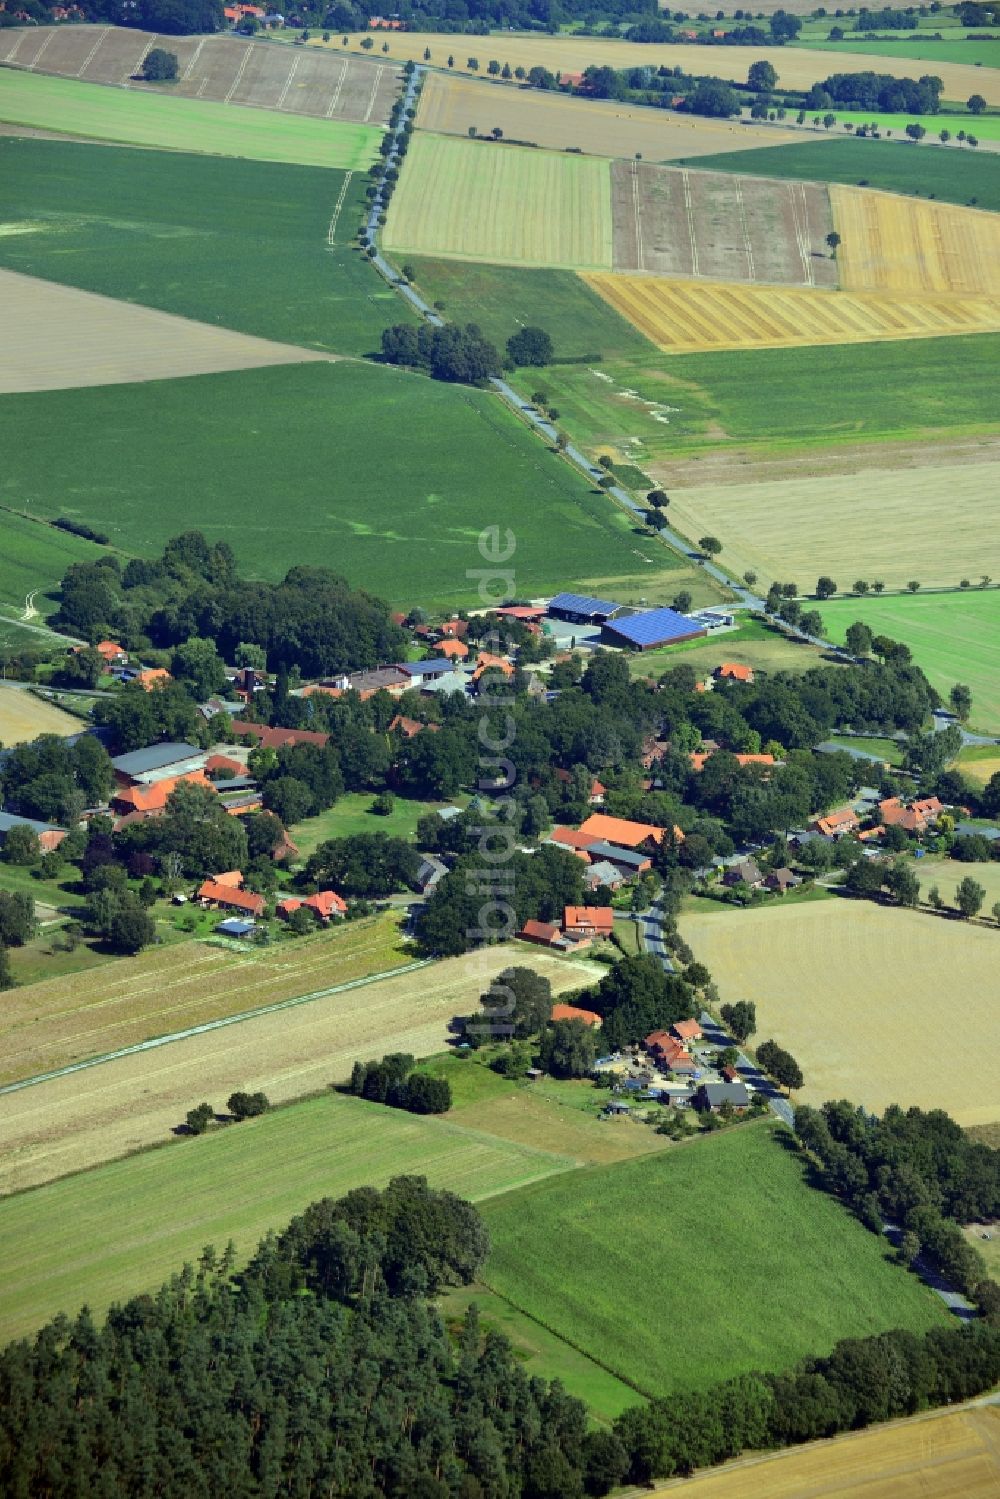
[[818, 590, 1000, 733], [289, 792, 463, 859], [670, 136, 1000, 213], [0, 70, 381, 169], [480, 1124, 947, 1396], [404, 260, 652, 362], [0, 138, 411, 358], [0, 1092, 578, 1343], [0, 362, 686, 611]]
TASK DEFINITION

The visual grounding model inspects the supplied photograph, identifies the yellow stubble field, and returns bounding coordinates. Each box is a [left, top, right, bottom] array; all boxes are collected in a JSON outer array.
[[0, 682, 82, 742], [651, 1405, 1000, 1499], [384, 131, 613, 268], [582, 272, 1000, 353], [832, 186, 1000, 298], [681, 900, 1000, 1126]]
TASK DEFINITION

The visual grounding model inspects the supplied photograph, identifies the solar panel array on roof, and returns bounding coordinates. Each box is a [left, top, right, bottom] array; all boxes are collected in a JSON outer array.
[[548, 591, 623, 619], [603, 608, 703, 647]]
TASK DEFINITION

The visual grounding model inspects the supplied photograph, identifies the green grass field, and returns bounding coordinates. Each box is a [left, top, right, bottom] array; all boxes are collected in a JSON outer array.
[[0, 509, 108, 615], [0, 69, 381, 168], [0, 138, 412, 357], [794, 37, 1000, 66], [818, 590, 1000, 733], [670, 136, 1000, 212], [290, 791, 462, 858], [628, 617, 828, 680], [0, 1091, 578, 1343], [520, 334, 1000, 470], [479, 1124, 947, 1396], [404, 259, 652, 362], [0, 362, 684, 610], [824, 110, 1000, 139]]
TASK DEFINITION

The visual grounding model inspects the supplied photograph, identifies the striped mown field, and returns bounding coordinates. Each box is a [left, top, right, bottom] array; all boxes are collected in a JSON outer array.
[[582, 273, 1000, 352], [384, 133, 614, 269], [832, 185, 1000, 297]]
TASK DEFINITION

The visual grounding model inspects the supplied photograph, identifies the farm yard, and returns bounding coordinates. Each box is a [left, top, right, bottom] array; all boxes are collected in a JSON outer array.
[[0, 268, 332, 393], [480, 1125, 946, 1396], [0, 139, 412, 358], [384, 133, 614, 269], [0, 1092, 580, 1345], [831, 186, 1000, 297], [0, 360, 689, 610], [0, 684, 81, 744], [610, 161, 836, 286], [650, 1405, 1000, 1499], [819, 590, 1000, 734], [0, 26, 399, 127], [0, 68, 382, 168], [676, 138, 1000, 215], [663, 458, 1000, 590], [414, 69, 801, 162], [584, 274, 1000, 353], [682, 899, 1000, 1126], [0, 946, 602, 1194]]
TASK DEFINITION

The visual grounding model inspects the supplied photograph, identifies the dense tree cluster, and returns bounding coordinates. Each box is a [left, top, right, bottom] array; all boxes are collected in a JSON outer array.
[[55, 533, 406, 680], [83, 0, 223, 33], [380, 322, 501, 383], [807, 70, 944, 114], [305, 832, 420, 896], [585, 952, 695, 1049], [0, 732, 113, 825], [349, 1053, 452, 1114], [795, 1100, 1000, 1307]]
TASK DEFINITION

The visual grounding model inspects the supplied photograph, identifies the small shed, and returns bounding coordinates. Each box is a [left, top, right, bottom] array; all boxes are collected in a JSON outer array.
[[216, 918, 256, 939]]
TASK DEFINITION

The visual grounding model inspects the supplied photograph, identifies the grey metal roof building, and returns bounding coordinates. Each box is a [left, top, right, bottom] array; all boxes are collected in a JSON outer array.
[[0, 811, 64, 836], [110, 743, 201, 777], [585, 842, 652, 869], [696, 1082, 751, 1111]]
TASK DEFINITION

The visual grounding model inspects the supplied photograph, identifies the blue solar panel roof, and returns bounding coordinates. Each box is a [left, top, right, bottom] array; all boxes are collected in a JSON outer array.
[[604, 608, 699, 646], [549, 591, 623, 617]]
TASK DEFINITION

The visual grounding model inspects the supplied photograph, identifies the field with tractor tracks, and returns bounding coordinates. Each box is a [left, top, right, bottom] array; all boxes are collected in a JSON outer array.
[[831, 184, 1000, 297]]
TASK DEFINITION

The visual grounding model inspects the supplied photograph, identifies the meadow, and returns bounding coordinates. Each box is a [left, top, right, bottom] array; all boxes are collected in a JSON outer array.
[[652, 1405, 1000, 1499], [480, 1124, 947, 1395], [0, 68, 382, 167], [628, 617, 828, 679], [0, 138, 411, 358], [0, 507, 106, 615], [385, 132, 614, 269], [0, 1091, 579, 1343], [672, 136, 1000, 213], [682, 899, 1000, 1126], [0, 361, 688, 610], [289, 790, 460, 857], [819, 590, 1000, 733]]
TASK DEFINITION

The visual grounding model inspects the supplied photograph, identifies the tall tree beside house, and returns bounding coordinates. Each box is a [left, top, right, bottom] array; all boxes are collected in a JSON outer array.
[[539, 1017, 598, 1078], [476, 966, 553, 1042]]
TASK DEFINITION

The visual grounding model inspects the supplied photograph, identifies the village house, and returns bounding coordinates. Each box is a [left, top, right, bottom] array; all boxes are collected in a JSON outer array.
[[111, 770, 215, 820], [551, 1002, 603, 1028], [197, 875, 266, 918], [562, 906, 614, 940], [878, 795, 944, 835], [722, 857, 764, 889], [693, 1081, 751, 1113], [765, 867, 802, 894], [230, 721, 329, 751], [433, 637, 470, 660], [205, 753, 246, 778], [715, 663, 754, 684], [578, 812, 681, 849], [812, 806, 860, 839], [584, 859, 624, 892], [554, 768, 606, 804], [277, 890, 347, 923], [671, 1018, 703, 1044], [517, 918, 563, 947]]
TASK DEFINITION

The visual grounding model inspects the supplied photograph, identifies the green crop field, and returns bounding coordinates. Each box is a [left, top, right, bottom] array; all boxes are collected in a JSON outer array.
[[0, 139, 412, 358], [480, 1124, 947, 1396], [404, 259, 652, 362], [0, 1091, 578, 1343], [826, 110, 1000, 138], [517, 334, 1000, 470], [0, 509, 108, 615], [0, 362, 685, 610], [0, 69, 381, 168], [794, 37, 1000, 66], [670, 136, 1000, 212], [819, 589, 1000, 733]]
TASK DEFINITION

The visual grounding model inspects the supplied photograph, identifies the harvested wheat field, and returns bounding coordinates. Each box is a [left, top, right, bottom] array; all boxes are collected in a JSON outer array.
[[682, 900, 1000, 1126], [0, 25, 400, 125], [651, 1405, 1000, 1499], [0, 946, 601, 1194], [329, 32, 1000, 109], [832, 185, 1000, 299], [0, 683, 81, 743], [664, 459, 1000, 588], [415, 70, 800, 162], [385, 131, 613, 268], [610, 161, 836, 286], [0, 913, 413, 1088], [584, 273, 1000, 354], [0, 269, 333, 392]]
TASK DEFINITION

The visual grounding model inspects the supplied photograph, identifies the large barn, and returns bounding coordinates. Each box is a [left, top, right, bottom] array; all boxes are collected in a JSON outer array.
[[600, 607, 707, 651]]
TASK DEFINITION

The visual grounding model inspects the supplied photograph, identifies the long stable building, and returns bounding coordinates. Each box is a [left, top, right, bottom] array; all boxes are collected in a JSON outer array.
[[601, 607, 707, 651]]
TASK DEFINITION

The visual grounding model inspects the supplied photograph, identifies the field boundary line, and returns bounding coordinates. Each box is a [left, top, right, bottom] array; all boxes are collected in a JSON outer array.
[[791, 181, 813, 286], [364, 63, 382, 122], [275, 50, 301, 110], [0, 957, 435, 1098], [180, 35, 206, 81], [224, 42, 253, 104], [5, 29, 27, 62], [681, 169, 699, 278], [25, 30, 55, 72], [631, 160, 643, 270], [75, 27, 109, 79], [325, 55, 348, 118], [327, 170, 353, 244], [734, 177, 754, 281], [125, 39, 154, 90]]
